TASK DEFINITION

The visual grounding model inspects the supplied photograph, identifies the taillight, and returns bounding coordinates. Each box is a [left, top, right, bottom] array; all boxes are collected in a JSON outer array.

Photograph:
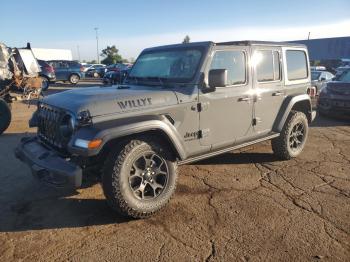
[[45, 65, 54, 73]]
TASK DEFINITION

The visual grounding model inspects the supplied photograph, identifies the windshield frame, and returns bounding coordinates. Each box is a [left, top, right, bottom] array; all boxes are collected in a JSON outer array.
[[127, 46, 206, 85]]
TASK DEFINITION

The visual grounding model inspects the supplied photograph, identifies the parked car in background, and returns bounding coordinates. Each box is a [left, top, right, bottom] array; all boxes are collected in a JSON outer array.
[[106, 63, 132, 73], [85, 64, 107, 78], [102, 67, 131, 85], [310, 66, 326, 71], [311, 70, 334, 95], [81, 64, 92, 72], [335, 66, 350, 77], [37, 59, 56, 91], [47, 60, 84, 84], [318, 69, 350, 117]]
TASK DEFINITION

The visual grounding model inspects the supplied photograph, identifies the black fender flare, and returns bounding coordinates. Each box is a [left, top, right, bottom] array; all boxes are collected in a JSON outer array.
[[273, 94, 313, 133], [68, 115, 187, 160]]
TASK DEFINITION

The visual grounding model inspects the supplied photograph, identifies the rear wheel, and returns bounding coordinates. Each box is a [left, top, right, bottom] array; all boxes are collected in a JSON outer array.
[[272, 111, 309, 160], [102, 138, 178, 218], [0, 99, 11, 135], [69, 74, 80, 85]]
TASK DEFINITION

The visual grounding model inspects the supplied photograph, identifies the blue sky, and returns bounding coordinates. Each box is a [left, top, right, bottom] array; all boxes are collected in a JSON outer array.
[[1, 0, 349, 61]]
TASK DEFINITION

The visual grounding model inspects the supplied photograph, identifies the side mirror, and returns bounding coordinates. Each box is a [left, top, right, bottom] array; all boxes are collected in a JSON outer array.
[[208, 69, 227, 89], [320, 77, 326, 81]]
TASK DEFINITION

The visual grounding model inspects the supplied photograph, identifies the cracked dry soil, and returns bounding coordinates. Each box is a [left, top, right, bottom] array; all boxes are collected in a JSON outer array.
[[0, 100, 349, 262]]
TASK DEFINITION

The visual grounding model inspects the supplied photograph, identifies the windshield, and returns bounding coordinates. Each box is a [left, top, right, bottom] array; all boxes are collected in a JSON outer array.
[[338, 70, 350, 82], [128, 48, 203, 82], [311, 71, 321, 81]]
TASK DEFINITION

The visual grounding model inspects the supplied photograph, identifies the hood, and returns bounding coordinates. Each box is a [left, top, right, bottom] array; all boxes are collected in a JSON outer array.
[[326, 82, 350, 95], [42, 85, 179, 116]]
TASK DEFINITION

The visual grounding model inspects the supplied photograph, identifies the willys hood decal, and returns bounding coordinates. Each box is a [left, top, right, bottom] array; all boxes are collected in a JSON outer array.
[[42, 85, 179, 116]]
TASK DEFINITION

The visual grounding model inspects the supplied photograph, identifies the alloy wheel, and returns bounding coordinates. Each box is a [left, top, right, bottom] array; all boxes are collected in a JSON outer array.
[[128, 152, 169, 200], [289, 122, 305, 151]]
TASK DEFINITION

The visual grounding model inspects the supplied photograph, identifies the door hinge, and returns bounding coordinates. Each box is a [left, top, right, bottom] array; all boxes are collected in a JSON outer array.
[[196, 102, 209, 112], [198, 129, 210, 138]]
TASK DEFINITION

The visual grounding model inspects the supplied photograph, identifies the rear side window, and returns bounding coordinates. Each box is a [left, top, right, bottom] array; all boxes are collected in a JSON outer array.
[[68, 61, 79, 67], [210, 50, 246, 85], [286, 50, 308, 80], [256, 50, 281, 82]]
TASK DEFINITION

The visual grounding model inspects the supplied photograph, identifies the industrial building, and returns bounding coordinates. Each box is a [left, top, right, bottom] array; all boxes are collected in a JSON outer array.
[[292, 36, 350, 61]]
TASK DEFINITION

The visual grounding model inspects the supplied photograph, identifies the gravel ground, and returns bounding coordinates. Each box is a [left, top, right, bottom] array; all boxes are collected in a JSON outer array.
[[0, 82, 349, 261]]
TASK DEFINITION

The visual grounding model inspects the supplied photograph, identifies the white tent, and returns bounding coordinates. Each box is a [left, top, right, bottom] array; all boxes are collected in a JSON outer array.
[[32, 48, 72, 61]]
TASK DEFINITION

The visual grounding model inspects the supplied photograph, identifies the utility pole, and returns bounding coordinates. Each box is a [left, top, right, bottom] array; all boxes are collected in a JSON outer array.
[[94, 27, 99, 63], [77, 45, 81, 62], [307, 32, 311, 40]]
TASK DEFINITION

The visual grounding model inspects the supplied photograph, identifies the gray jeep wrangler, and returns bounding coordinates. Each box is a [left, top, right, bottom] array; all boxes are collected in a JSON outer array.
[[16, 41, 315, 218]]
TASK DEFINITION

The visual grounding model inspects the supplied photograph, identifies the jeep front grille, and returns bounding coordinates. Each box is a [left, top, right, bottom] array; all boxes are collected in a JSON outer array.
[[37, 103, 67, 149]]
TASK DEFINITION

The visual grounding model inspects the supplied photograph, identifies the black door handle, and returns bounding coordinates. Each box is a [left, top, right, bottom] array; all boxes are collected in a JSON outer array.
[[238, 96, 252, 102], [272, 91, 284, 96]]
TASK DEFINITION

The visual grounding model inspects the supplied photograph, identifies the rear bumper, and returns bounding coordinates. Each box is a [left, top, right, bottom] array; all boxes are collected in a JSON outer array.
[[15, 137, 82, 189]]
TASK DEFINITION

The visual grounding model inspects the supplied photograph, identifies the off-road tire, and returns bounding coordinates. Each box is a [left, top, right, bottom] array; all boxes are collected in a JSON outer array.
[[102, 137, 178, 218], [0, 99, 11, 135], [272, 110, 309, 160], [69, 74, 80, 85]]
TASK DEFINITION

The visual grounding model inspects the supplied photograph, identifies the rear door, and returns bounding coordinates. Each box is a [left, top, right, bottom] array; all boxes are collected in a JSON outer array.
[[252, 47, 284, 135], [199, 46, 254, 149]]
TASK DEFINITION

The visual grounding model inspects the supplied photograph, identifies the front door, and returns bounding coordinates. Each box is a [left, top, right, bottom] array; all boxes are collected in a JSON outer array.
[[53, 61, 68, 80], [252, 47, 285, 135], [199, 47, 254, 149]]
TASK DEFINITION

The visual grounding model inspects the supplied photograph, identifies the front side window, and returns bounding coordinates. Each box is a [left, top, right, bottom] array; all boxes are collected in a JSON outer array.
[[338, 70, 350, 82], [129, 48, 203, 82], [210, 50, 246, 85], [286, 50, 308, 80]]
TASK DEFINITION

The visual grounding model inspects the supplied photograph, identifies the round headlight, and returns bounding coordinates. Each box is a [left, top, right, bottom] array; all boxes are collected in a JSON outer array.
[[59, 114, 75, 139]]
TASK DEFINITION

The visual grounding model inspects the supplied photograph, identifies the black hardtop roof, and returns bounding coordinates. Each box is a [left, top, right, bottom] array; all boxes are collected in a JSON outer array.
[[216, 40, 306, 47], [143, 40, 306, 52]]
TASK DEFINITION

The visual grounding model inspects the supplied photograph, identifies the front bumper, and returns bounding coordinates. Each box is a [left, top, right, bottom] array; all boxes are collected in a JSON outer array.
[[15, 137, 82, 189], [318, 97, 350, 115]]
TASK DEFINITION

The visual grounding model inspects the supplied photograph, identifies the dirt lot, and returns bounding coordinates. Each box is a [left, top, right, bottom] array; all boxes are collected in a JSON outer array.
[[0, 82, 349, 261]]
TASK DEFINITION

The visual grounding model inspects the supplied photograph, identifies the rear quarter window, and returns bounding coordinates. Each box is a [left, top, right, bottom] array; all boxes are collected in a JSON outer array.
[[286, 50, 308, 80]]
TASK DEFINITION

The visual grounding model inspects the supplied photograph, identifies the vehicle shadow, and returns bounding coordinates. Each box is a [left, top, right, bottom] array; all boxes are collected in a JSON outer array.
[[0, 132, 132, 232], [1, 196, 132, 232], [310, 114, 350, 128]]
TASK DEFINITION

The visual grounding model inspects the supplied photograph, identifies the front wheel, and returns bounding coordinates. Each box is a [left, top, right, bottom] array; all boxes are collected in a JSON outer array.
[[0, 99, 11, 135], [41, 77, 50, 91], [102, 138, 178, 218], [69, 74, 80, 85], [272, 111, 309, 160]]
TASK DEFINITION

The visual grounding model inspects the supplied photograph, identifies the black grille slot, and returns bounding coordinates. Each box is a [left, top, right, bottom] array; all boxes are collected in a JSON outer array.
[[37, 104, 66, 149]]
